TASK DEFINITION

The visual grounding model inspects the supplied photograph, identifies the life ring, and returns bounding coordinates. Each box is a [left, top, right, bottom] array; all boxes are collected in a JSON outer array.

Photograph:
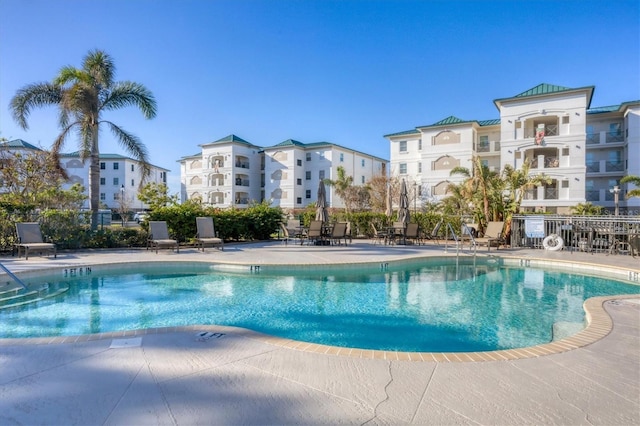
[[543, 234, 564, 251], [535, 130, 545, 145]]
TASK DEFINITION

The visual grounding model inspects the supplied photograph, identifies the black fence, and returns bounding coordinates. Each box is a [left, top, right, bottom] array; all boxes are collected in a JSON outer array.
[[510, 215, 640, 255]]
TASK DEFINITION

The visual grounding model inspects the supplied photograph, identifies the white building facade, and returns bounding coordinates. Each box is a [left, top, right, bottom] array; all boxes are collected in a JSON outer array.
[[179, 135, 387, 209], [385, 84, 640, 215], [0, 140, 169, 211]]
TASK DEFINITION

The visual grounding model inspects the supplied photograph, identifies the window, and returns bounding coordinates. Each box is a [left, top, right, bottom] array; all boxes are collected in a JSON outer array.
[[305, 190, 311, 199], [562, 116, 569, 124], [562, 147, 569, 156], [100, 193, 106, 200], [399, 163, 407, 174], [113, 193, 120, 200], [399, 141, 407, 152], [609, 122, 621, 136], [361, 159, 365, 167], [297, 197, 302, 204], [297, 178, 302, 185], [113, 162, 119, 170], [418, 139, 422, 150], [478, 135, 489, 152], [297, 159, 302, 166], [340, 153, 344, 162], [361, 176, 365, 184], [319, 152, 324, 159], [319, 170, 325, 179], [100, 177, 105, 185], [131, 179, 135, 187], [113, 178, 119, 186], [131, 164, 134, 171], [305, 171, 311, 180], [306, 153, 311, 161], [418, 162, 422, 173], [561, 180, 569, 188], [100, 162, 106, 170]]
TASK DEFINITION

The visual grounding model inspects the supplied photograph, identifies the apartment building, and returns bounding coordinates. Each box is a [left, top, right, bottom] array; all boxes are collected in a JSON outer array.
[[385, 83, 640, 215], [0, 139, 169, 211], [179, 135, 387, 209]]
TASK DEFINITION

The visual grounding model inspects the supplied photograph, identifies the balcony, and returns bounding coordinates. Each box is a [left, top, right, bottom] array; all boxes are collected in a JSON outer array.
[[585, 162, 600, 173], [586, 190, 600, 202], [544, 188, 558, 200], [605, 161, 624, 172], [586, 134, 600, 145], [530, 156, 558, 169], [524, 124, 558, 138], [605, 132, 624, 143]]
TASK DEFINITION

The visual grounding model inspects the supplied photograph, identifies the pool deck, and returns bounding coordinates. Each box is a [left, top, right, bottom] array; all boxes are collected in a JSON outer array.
[[0, 241, 639, 425]]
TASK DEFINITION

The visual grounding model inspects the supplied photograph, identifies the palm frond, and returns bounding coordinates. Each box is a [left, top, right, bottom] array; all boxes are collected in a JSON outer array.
[[83, 49, 115, 88], [104, 121, 150, 179], [10, 83, 62, 129], [103, 81, 157, 118]]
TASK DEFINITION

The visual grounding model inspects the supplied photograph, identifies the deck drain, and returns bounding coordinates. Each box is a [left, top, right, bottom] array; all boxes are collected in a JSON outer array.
[[109, 337, 142, 348]]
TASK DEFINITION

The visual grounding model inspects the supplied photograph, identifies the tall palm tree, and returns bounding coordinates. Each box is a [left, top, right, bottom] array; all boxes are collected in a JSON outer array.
[[10, 49, 157, 229], [450, 156, 499, 229], [325, 165, 354, 213], [620, 175, 640, 199]]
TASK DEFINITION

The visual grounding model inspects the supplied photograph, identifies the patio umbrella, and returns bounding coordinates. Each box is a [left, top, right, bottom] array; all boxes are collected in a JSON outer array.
[[385, 184, 393, 223], [315, 180, 329, 223], [397, 179, 410, 226]]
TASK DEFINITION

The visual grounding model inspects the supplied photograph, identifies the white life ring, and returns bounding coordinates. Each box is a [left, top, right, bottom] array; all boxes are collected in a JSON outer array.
[[543, 234, 564, 251]]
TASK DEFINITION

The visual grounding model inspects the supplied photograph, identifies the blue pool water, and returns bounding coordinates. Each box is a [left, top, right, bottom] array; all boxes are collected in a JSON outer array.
[[1, 260, 638, 352]]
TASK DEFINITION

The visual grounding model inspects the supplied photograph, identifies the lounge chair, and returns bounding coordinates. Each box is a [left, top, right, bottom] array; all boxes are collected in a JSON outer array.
[[405, 223, 422, 245], [423, 220, 442, 245], [15, 222, 57, 260], [329, 222, 349, 246], [472, 221, 505, 251], [195, 217, 224, 251], [371, 223, 388, 245], [305, 220, 325, 245], [147, 221, 179, 253]]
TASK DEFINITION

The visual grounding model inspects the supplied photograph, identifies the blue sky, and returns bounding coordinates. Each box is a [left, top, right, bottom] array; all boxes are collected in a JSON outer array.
[[1, 0, 639, 195]]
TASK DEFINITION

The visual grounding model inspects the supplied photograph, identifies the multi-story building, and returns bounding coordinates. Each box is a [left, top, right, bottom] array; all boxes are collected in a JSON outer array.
[[179, 135, 387, 209], [385, 83, 640, 215], [0, 139, 169, 211]]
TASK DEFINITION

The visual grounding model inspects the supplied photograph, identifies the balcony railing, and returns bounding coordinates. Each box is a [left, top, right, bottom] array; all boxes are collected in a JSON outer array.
[[525, 125, 558, 138], [530, 156, 559, 169], [605, 161, 624, 172], [585, 190, 600, 202], [586, 162, 600, 173], [606, 132, 624, 143], [544, 188, 558, 200], [477, 142, 490, 152], [586, 134, 600, 144]]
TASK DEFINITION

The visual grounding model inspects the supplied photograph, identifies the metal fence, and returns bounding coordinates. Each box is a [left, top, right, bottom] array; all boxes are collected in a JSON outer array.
[[510, 215, 640, 255]]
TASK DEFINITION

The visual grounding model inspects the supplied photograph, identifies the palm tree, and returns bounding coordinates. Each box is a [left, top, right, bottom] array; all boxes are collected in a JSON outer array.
[[620, 175, 640, 199], [450, 156, 499, 229], [325, 165, 354, 213], [10, 49, 157, 229]]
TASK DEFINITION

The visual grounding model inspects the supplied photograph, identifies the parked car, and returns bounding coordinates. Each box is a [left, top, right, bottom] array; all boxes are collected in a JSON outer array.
[[133, 212, 149, 223]]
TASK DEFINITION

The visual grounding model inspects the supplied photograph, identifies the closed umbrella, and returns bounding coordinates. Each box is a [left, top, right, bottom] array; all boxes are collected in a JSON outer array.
[[385, 184, 393, 222], [397, 180, 410, 244], [397, 179, 410, 226], [315, 180, 328, 224]]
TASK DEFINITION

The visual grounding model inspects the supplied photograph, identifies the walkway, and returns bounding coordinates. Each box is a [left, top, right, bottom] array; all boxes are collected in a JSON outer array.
[[0, 241, 638, 425]]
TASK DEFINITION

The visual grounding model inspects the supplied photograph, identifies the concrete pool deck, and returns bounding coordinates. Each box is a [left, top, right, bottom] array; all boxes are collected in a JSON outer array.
[[0, 241, 639, 425]]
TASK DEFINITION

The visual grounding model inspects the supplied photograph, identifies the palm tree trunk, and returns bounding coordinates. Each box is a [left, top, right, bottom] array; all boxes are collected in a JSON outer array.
[[89, 125, 101, 230]]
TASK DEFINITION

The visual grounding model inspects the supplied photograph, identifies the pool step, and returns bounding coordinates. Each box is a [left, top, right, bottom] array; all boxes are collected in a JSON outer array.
[[0, 284, 69, 310]]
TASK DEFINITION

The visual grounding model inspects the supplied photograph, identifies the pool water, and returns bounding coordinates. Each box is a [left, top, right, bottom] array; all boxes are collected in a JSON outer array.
[[1, 261, 638, 352]]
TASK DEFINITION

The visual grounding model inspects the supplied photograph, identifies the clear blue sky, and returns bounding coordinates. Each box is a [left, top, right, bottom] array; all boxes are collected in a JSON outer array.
[[1, 0, 639, 195]]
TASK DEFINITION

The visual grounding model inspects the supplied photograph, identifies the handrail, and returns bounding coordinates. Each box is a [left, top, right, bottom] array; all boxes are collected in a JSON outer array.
[[444, 222, 461, 255], [462, 223, 478, 256], [0, 262, 28, 291]]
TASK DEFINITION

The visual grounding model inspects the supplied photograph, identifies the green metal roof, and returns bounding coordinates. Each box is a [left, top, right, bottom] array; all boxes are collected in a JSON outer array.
[[514, 83, 572, 98], [382, 128, 420, 138], [494, 83, 595, 109], [0, 139, 42, 150], [478, 119, 501, 126], [213, 134, 251, 144], [269, 139, 306, 148], [587, 105, 621, 114]]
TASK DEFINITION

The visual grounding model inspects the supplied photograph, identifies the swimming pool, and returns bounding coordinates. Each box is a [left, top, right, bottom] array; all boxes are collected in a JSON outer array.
[[0, 258, 638, 352]]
